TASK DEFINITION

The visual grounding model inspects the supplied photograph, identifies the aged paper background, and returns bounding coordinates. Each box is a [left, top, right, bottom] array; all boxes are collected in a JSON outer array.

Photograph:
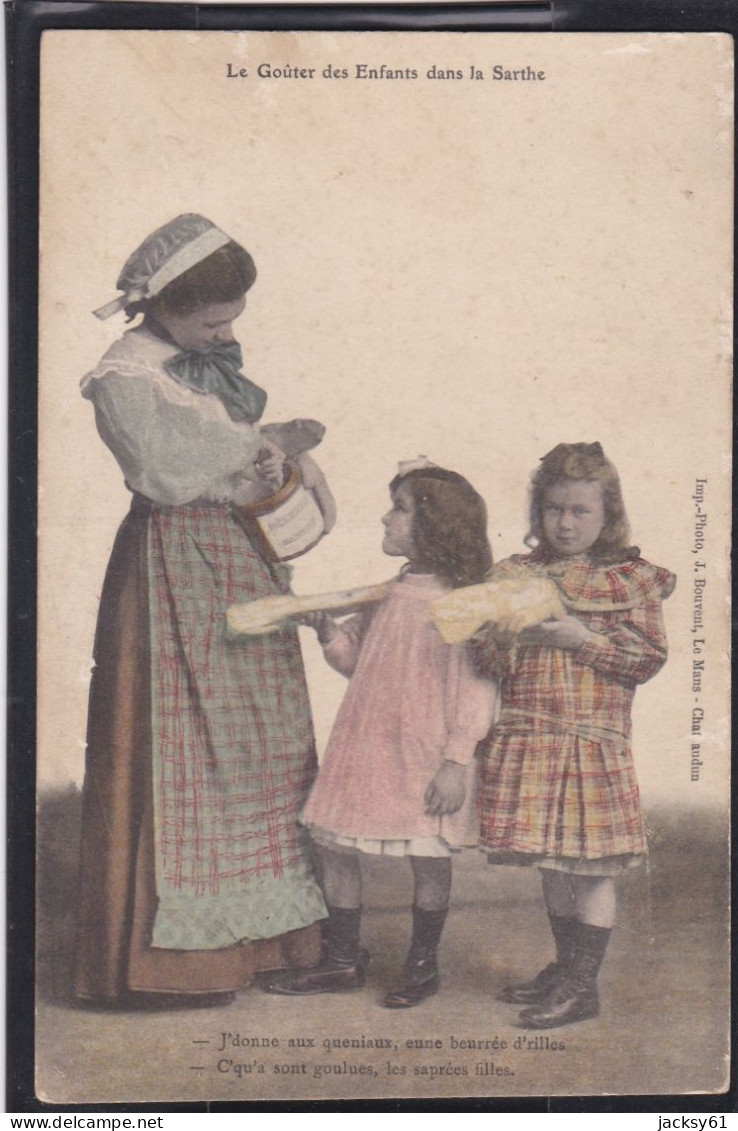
[[37, 30, 731, 1101]]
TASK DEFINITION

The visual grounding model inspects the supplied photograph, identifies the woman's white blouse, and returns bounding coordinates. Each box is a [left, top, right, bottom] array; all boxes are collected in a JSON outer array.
[[81, 326, 264, 506]]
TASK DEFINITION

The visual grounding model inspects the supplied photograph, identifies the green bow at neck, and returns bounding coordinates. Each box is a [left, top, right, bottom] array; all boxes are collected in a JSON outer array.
[[166, 341, 267, 424]]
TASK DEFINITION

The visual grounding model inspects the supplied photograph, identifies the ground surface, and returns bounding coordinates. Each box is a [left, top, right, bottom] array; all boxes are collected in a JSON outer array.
[[35, 792, 729, 1104]]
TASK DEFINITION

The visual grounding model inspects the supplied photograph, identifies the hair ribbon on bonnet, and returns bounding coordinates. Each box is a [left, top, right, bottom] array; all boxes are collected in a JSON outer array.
[[540, 441, 604, 462], [396, 455, 439, 477]]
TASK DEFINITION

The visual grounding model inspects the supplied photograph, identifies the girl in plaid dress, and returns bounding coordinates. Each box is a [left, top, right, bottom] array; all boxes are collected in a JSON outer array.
[[262, 463, 497, 1007], [473, 442, 675, 1029]]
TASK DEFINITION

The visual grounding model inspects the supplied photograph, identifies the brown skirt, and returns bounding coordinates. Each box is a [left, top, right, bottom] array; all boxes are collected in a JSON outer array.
[[73, 502, 320, 1002]]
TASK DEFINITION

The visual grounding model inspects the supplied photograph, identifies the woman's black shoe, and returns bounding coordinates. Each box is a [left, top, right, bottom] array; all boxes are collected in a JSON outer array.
[[259, 956, 366, 995]]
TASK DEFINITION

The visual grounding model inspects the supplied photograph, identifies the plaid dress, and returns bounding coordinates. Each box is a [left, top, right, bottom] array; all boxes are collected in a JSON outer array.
[[473, 549, 675, 871]]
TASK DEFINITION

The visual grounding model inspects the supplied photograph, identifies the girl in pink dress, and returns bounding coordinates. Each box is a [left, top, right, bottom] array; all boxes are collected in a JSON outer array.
[[473, 442, 675, 1029], [262, 463, 497, 1007]]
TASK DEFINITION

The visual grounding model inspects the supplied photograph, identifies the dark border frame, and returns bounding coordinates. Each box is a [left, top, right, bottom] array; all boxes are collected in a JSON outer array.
[[7, 0, 738, 1113]]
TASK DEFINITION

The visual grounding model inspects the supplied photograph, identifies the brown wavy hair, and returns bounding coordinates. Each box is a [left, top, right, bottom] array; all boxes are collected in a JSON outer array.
[[389, 467, 492, 588], [127, 242, 257, 321], [525, 442, 633, 562]]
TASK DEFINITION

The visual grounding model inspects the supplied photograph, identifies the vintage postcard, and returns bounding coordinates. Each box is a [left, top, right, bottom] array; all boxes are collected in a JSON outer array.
[[32, 25, 731, 1103]]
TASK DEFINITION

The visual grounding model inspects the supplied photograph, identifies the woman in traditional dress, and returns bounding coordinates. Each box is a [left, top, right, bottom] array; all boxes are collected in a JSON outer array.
[[74, 214, 328, 1008]]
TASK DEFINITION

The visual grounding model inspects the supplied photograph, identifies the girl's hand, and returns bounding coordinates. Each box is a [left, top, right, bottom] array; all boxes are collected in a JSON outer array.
[[424, 761, 466, 817], [477, 624, 516, 651], [301, 611, 338, 644], [254, 439, 287, 490], [519, 614, 595, 651]]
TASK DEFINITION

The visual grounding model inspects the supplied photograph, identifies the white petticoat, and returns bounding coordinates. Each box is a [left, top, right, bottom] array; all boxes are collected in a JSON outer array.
[[307, 824, 456, 858]]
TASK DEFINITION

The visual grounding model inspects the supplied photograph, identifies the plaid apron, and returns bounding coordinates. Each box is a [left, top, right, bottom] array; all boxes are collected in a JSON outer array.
[[145, 501, 326, 949]]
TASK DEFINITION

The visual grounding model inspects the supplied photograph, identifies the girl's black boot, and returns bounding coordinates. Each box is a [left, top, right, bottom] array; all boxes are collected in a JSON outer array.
[[259, 905, 367, 995], [383, 907, 447, 1009], [518, 923, 610, 1028], [500, 914, 578, 1004]]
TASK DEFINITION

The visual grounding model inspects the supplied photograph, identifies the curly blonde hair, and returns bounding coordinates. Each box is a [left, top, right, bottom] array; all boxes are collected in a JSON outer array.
[[526, 442, 632, 562]]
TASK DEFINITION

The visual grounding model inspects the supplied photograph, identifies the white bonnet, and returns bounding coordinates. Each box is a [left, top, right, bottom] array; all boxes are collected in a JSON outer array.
[[93, 213, 232, 320]]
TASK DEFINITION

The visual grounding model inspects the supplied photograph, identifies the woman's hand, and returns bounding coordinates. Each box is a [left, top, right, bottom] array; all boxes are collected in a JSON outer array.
[[254, 439, 287, 490], [424, 760, 467, 817], [519, 614, 595, 651], [301, 611, 338, 644]]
